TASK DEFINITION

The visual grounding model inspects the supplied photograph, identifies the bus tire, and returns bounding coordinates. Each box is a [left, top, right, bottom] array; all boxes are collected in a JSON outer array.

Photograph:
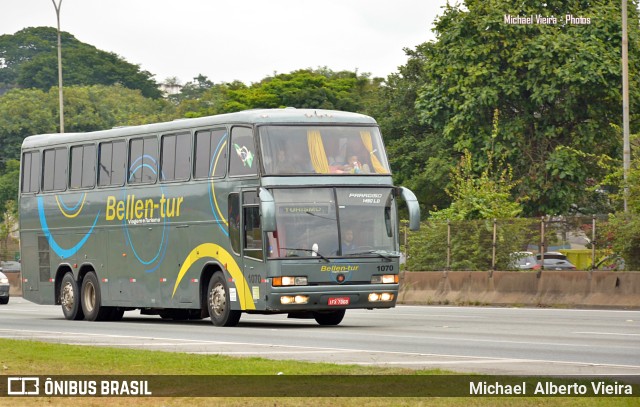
[[60, 272, 84, 321], [313, 309, 346, 326], [81, 272, 109, 321], [207, 272, 241, 327]]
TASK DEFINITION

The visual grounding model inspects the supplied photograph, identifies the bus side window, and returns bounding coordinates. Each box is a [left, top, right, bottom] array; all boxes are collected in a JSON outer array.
[[70, 144, 96, 189], [98, 140, 126, 187], [229, 127, 256, 177], [228, 193, 241, 254], [194, 128, 227, 179], [129, 136, 158, 184], [42, 147, 67, 192], [21, 151, 40, 194], [161, 132, 190, 182]]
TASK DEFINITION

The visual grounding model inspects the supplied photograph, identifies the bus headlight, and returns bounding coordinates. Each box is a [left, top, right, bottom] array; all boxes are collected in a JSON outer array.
[[371, 275, 398, 284], [280, 295, 309, 305], [368, 292, 394, 302], [272, 276, 308, 286]]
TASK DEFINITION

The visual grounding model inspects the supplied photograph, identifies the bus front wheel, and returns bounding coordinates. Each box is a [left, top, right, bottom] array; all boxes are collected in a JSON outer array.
[[60, 272, 84, 321], [313, 310, 345, 326], [207, 273, 241, 327]]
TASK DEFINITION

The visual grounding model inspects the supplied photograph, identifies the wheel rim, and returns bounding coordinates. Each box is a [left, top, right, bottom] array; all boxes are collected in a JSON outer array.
[[61, 281, 75, 312], [209, 282, 226, 317], [83, 281, 96, 314]]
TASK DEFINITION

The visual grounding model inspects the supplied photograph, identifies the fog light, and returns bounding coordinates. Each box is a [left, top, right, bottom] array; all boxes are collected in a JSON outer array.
[[294, 295, 309, 304], [380, 292, 394, 301], [368, 293, 380, 302], [281, 296, 294, 304]]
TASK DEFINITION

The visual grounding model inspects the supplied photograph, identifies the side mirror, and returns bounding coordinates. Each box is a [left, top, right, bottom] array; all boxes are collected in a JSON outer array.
[[258, 187, 277, 232], [399, 187, 420, 231]]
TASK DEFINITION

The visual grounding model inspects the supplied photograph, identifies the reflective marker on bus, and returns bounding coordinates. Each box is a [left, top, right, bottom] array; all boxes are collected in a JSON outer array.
[[19, 108, 420, 327]]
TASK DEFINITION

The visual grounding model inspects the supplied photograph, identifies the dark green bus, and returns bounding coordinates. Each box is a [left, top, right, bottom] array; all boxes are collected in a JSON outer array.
[[19, 108, 420, 326]]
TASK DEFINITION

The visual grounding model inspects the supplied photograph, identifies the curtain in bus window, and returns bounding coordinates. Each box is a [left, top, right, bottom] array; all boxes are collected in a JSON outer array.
[[307, 130, 329, 174], [359, 131, 387, 174]]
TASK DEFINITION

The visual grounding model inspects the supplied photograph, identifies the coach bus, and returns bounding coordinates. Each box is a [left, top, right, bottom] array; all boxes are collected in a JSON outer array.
[[19, 108, 420, 326]]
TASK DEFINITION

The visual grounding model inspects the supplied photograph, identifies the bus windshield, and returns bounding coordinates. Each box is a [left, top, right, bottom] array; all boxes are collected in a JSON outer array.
[[259, 125, 391, 175], [267, 187, 398, 259]]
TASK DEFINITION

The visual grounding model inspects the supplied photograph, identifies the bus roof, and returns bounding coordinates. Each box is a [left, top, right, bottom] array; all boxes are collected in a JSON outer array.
[[21, 108, 377, 149]]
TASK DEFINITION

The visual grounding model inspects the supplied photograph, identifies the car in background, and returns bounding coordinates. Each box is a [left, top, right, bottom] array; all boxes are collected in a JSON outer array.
[[536, 252, 577, 270], [0, 261, 20, 273], [509, 251, 540, 270], [0, 269, 9, 304]]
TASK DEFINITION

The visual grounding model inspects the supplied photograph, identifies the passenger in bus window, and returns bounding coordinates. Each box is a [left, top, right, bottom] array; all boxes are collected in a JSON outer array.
[[344, 155, 370, 174], [346, 138, 372, 170]]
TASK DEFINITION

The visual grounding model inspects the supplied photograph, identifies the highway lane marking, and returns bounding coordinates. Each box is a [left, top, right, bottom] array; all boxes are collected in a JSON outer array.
[[2, 328, 640, 372], [574, 331, 640, 337], [2, 327, 639, 353]]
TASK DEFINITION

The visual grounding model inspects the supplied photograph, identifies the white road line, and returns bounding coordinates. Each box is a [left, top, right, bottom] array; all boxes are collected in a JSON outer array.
[[574, 331, 640, 337], [2, 328, 640, 371]]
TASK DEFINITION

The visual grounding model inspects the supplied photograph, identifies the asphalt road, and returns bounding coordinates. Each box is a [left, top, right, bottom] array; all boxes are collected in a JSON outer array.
[[1, 297, 638, 376]]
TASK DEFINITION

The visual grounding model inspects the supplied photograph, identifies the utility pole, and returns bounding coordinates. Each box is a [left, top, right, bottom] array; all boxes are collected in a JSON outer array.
[[52, 0, 64, 133], [622, 0, 630, 212]]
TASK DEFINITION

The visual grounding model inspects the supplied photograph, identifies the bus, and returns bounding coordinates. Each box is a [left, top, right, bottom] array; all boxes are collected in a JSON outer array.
[[19, 108, 420, 326]]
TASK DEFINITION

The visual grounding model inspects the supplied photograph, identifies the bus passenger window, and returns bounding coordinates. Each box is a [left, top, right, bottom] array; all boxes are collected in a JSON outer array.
[[129, 137, 158, 184], [194, 129, 227, 179], [229, 127, 256, 177], [98, 140, 126, 186], [70, 144, 96, 189], [21, 151, 40, 193], [42, 148, 67, 192], [161, 132, 190, 181]]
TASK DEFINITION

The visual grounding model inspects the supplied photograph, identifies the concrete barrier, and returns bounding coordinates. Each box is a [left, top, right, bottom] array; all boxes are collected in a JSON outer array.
[[399, 271, 640, 309], [6, 271, 22, 296], [8, 270, 640, 309]]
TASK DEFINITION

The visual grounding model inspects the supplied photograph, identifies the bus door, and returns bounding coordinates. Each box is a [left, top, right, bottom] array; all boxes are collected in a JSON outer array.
[[228, 191, 265, 311]]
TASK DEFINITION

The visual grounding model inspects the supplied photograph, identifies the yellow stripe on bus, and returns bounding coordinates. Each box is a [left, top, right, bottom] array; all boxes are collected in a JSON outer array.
[[55, 194, 87, 218], [172, 243, 255, 310]]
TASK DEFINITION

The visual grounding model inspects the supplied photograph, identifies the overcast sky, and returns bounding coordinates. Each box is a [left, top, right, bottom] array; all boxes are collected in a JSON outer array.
[[1, 0, 450, 85]]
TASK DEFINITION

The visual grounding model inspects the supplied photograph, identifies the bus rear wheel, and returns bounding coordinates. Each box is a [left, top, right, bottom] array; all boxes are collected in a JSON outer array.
[[313, 310, 345, 326], [81, 272, 111, 321], [60, 272, 84, 321], [207, 273, 241, 327]]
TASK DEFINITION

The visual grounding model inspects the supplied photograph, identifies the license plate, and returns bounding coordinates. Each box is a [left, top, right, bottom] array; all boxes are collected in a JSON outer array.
[[328, 297, 350, 306]]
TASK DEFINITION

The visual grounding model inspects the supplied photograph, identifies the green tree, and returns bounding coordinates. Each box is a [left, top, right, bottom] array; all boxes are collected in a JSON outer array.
[[413, 0, 640, 215], [0, 27, 161, 98], [373, 43, 452, 214], [176, 68, 383, 118], [430, 149, 522, 221], [0, 159, 19, 216], [0, 85, 173, 168]]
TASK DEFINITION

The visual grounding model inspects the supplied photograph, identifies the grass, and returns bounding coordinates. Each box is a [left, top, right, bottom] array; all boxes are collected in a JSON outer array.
[[0, 338, 636, 406]]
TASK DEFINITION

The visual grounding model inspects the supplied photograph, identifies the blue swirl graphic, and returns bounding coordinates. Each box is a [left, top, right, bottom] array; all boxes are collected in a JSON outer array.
[[37, 196, 100, 259], [124, 154, 168, 273]]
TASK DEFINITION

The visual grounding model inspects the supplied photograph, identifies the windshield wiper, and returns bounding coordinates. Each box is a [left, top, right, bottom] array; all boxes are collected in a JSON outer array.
[[348, 250, 400, 261], [280, 248, 330, 262]]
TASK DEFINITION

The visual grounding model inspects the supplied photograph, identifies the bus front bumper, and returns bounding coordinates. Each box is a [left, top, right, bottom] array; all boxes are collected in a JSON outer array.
[[265, 284, 399, 311]]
